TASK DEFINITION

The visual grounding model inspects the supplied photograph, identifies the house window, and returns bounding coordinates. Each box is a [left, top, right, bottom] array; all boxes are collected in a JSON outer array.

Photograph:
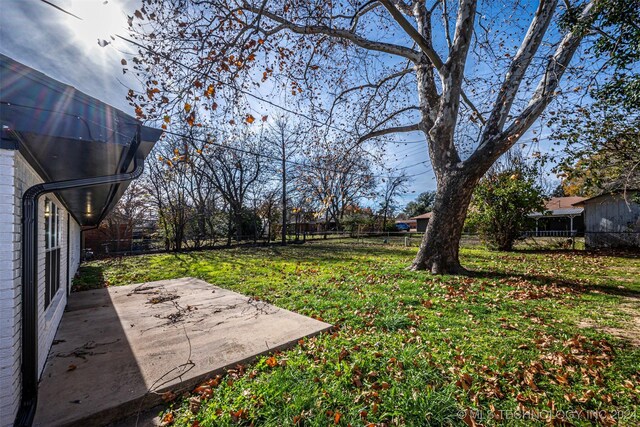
[[44, 198, 61, 309]]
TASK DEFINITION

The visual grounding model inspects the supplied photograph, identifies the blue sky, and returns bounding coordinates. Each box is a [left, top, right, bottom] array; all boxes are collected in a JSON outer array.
[[0, 0, 438, 204], [0, 0, 139, 112], [1, 0, 572, 208]]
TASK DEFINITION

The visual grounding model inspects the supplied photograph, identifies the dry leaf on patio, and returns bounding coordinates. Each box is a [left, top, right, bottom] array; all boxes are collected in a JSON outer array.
[[161, 391, 177, 402]]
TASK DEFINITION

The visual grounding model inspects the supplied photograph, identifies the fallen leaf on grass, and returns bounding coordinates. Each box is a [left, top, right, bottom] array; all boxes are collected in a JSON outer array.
[[193, 385, 212, 398], [456, 373, 473, 391], [555, 374, 569, 385], [265, 356, 278, 367], [230, 409, 246, 422], [189, 396, 201, 414], [462, 408, 484, 427], [161, 412, 174, 426]]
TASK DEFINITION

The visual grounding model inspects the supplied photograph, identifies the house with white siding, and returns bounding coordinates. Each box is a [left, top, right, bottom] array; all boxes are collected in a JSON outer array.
[[0, 55, 162, 426], [528, 196, 586, 237]]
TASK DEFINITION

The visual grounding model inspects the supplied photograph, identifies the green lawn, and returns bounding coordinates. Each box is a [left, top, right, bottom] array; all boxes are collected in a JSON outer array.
[[74, 242, 640, 426]]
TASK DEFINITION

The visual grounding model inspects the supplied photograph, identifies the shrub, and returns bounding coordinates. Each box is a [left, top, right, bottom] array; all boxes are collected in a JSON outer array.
[[467, 165, 545, 251]]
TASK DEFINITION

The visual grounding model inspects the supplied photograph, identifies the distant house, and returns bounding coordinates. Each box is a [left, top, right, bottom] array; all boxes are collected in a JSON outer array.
[[395, 218, 416, 230], [83, 219, 157, 255], [0, 55, 162, 425], [411, 212, 432, 232], [573, 191, 640, 248], [528, 196, 586, 236], [83, 223, 131, 254]]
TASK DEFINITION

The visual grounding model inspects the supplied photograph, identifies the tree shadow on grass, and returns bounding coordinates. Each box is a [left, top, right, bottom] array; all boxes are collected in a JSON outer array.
[[71, 265, 106, 292], [510, 248, 640, 260], [466, 268, 640, 299]]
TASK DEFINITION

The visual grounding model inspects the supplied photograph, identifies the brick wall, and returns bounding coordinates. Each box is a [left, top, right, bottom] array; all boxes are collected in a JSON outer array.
[[0, 149, 20, 423], [0, 150, 81, 425]]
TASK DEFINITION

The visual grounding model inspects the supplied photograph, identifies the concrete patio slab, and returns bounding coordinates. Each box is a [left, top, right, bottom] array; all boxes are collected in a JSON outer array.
[[33, 277, 332, 426]]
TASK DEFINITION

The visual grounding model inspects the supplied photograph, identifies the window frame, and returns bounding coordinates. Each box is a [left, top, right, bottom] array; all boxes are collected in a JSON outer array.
[[44, 198, 61, 309]]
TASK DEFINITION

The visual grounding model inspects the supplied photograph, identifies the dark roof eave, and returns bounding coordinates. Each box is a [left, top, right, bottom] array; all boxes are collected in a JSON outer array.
[[1, 54, 163, 226]]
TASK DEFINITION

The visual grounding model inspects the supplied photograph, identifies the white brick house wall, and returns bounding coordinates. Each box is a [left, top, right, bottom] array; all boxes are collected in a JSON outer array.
[[0, 149, 20, 424], [0, 149, 81, 425]]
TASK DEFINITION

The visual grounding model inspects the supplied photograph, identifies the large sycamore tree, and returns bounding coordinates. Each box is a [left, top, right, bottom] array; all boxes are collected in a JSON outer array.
[[128, 0, 605, 273]]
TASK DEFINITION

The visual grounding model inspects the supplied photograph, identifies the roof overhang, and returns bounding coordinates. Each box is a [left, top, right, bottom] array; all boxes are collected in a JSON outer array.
[[0, 54, 162, 226], [529, 207, 584, 218], [410, 212, 432, 220]]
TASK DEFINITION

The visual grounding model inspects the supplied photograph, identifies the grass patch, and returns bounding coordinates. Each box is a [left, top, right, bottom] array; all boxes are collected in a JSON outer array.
[[74, 242, 640, 426]]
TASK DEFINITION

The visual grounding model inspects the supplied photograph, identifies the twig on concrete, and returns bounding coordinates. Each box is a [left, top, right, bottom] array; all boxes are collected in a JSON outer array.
[[56, 339, 120, 359]]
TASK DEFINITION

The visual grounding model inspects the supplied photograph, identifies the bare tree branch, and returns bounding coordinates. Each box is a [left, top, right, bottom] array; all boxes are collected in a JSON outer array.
[[442, 0, 476, 106], [371, 106, 421, 131], [358, 123, 422, 143], [327, 68, 413, 119], [392, 0, 414, 14], [242, 3, 422, 61], [380, 0, 485, 124], [441, 0, 453, 50], [379, 0, 445, 70], [481, 0, 559, 138], [349, 2, 383, 32], [469, 0, 597, 168]]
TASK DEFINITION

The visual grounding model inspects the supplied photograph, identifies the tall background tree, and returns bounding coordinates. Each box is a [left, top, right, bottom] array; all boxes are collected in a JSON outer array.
[[264, 115, 304, 245], [403, 191, 437, 218], [552, 0, 640, 196], [554, 104, 639, 196], [100, 181, 151, 252], [378, 173, 409, 231], [126, 0, 632, 273], [297, 142, 377, 232]]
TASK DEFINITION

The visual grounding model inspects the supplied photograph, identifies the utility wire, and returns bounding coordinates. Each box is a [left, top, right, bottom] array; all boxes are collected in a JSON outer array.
[[38, 0, 426, 146], [159, 127, 433, 180], [35, 0, 434, 181], [5, 100, 430, 180]]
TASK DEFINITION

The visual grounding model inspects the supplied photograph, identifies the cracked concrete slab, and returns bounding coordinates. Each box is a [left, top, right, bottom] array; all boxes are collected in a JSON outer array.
[[34, 277, 332, 426]]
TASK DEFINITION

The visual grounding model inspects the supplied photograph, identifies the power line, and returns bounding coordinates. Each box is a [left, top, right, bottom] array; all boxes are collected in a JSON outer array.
[[38, 0, 426, 147], [5, 96, 429, 181], [39, 0, 81, 19], [35, 0, 434, 181], [159, 126, 432, 180]]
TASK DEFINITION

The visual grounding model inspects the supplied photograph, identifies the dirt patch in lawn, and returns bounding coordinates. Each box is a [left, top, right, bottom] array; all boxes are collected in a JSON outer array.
[[579, 297, 640, 347]]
